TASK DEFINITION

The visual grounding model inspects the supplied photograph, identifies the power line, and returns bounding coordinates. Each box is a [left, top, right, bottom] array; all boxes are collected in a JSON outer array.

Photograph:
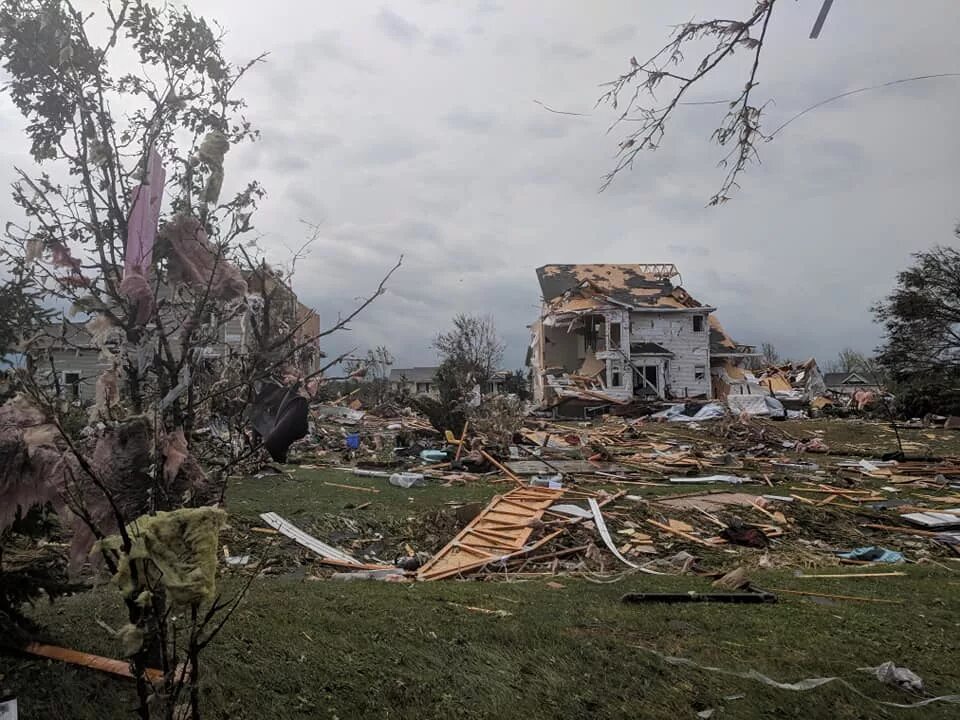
[[769, 73, 960, 138]]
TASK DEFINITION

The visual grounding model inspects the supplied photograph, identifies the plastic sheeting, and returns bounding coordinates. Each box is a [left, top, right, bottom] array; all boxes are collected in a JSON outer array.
[[727, 394, 785, 417], [634, 645, 960, 709], [650, 403, 727, 423], [250, 384, 309, 462]]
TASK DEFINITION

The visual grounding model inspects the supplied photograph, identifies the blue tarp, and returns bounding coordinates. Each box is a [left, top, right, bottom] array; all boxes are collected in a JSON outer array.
[[836, 546, 905, 563]]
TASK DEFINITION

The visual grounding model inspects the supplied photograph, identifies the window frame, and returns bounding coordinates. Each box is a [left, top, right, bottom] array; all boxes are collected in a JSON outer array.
[[62, 371, 82, 400]]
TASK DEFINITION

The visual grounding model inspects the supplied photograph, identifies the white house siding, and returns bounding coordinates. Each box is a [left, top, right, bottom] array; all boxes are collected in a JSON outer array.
[[42, 350, 112, 403], [628, 311, 712, 398], [593, 307, 633, 399]]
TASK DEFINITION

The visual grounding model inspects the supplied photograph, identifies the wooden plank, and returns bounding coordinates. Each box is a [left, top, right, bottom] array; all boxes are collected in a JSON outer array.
[[480, 450, 522, 483], [464, 527, 524, 545], [862, 523, 944, 537], [322, 481, 380, 494], [21, 642, 163, 682], [646, 519, 714, 548], [767, 588, 903, 604], [454, 421, 469, 462], [795, 572, 906, 579]]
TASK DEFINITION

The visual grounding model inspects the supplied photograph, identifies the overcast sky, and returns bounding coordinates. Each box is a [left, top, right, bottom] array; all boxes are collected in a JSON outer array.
[[3, 1, 959, 370]]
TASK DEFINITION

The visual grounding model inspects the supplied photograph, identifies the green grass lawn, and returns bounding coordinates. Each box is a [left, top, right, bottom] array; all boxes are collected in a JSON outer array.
[[229, 466, 503, 524], [4, 566, 959, 719], [3, 421, 960, 718]]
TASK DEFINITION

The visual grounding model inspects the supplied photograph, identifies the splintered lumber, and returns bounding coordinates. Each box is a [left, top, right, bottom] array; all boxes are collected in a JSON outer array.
[[646, 519, 715, 548], [21, 642, 163, 682], [767, 588, 904, 604], [322, 481, 380, 494], [454, 421, 469, 461], [795, 571, 907, 579], [259, 512, 393, 570], [480, 450, 522, 483], [417, 486, 564, 580]]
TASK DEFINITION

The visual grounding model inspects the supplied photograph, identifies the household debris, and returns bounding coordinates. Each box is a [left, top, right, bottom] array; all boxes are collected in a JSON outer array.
[[231, 392, 960, 585], [259, 512, 393, 571], [417, 486, 566, 580]]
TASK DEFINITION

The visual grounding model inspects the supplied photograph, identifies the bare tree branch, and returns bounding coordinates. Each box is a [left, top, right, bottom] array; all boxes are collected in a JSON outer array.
[[596, 1, 776, 203]]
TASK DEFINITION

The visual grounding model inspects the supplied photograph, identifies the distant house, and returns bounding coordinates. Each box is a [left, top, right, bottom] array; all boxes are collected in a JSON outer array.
[[25, 270, 320, 404], [487, 370, 512, 395], [26, 324, 112, 403], [389, 367, 440, 398], [823, 371, 883, 396], [528, 263, 755, 409]]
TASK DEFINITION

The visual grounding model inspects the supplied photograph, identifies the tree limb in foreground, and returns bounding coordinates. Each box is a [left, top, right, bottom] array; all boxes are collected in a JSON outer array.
[[597, 0, 777, 205]]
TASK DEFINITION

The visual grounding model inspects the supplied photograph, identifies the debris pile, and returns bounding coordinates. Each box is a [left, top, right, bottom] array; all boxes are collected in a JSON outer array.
[[242, 404, 960, 586]]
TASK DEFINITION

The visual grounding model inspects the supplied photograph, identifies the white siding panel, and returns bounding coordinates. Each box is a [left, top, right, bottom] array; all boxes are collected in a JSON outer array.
[[629, 311, 712, 398]]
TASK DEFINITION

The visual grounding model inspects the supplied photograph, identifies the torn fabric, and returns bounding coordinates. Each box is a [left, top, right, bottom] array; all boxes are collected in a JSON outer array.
[[124, 146, 165, 278], [160, 214, 247, 302], [119, 267, 154, 326], [249, 384, 309, 462]]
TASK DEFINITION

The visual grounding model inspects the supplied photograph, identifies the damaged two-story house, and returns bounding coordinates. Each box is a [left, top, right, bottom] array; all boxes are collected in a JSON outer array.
[[528, 264, 756, 414]]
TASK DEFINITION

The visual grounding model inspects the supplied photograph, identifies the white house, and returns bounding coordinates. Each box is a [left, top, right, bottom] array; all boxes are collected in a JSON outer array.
[[528, 264, 755, 410], [389, 367, 440, 398]]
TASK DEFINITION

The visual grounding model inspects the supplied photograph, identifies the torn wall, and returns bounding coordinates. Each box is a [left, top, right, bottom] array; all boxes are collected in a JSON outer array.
[[530, 264, 756, 412]]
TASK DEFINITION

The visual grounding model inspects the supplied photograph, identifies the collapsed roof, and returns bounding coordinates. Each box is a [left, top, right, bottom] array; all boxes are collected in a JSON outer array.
[[536, 264, 690, 308], [535, 263, 748, 356]]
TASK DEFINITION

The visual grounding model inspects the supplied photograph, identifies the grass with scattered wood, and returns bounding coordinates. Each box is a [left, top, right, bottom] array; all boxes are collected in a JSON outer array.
[[3, 420, 960, 718], [4, 564, 960, 719], [229, 466, 503, 525]]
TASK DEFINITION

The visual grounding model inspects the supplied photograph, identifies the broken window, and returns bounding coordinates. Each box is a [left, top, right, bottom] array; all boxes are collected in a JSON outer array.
[[609, 321, 621, 348], [583, 316, 606, 352], [693, 315, 705, 332], [610, 360, 623, 387], [694, 365, 706, 382], [634, 365, 659, 397], [62, 371, 81, 400]]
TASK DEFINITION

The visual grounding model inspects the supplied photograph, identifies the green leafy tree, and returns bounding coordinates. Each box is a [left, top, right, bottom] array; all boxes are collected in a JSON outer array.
[[874, 241, 960, 416], [502, 369, 530, 400], [433, 313, 504, 399], [874, 243, 960, 373], [0, 3, 266, 715]]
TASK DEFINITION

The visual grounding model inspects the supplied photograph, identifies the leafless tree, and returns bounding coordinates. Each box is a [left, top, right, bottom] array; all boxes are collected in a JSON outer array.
[[434, 314, 505, 390]]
